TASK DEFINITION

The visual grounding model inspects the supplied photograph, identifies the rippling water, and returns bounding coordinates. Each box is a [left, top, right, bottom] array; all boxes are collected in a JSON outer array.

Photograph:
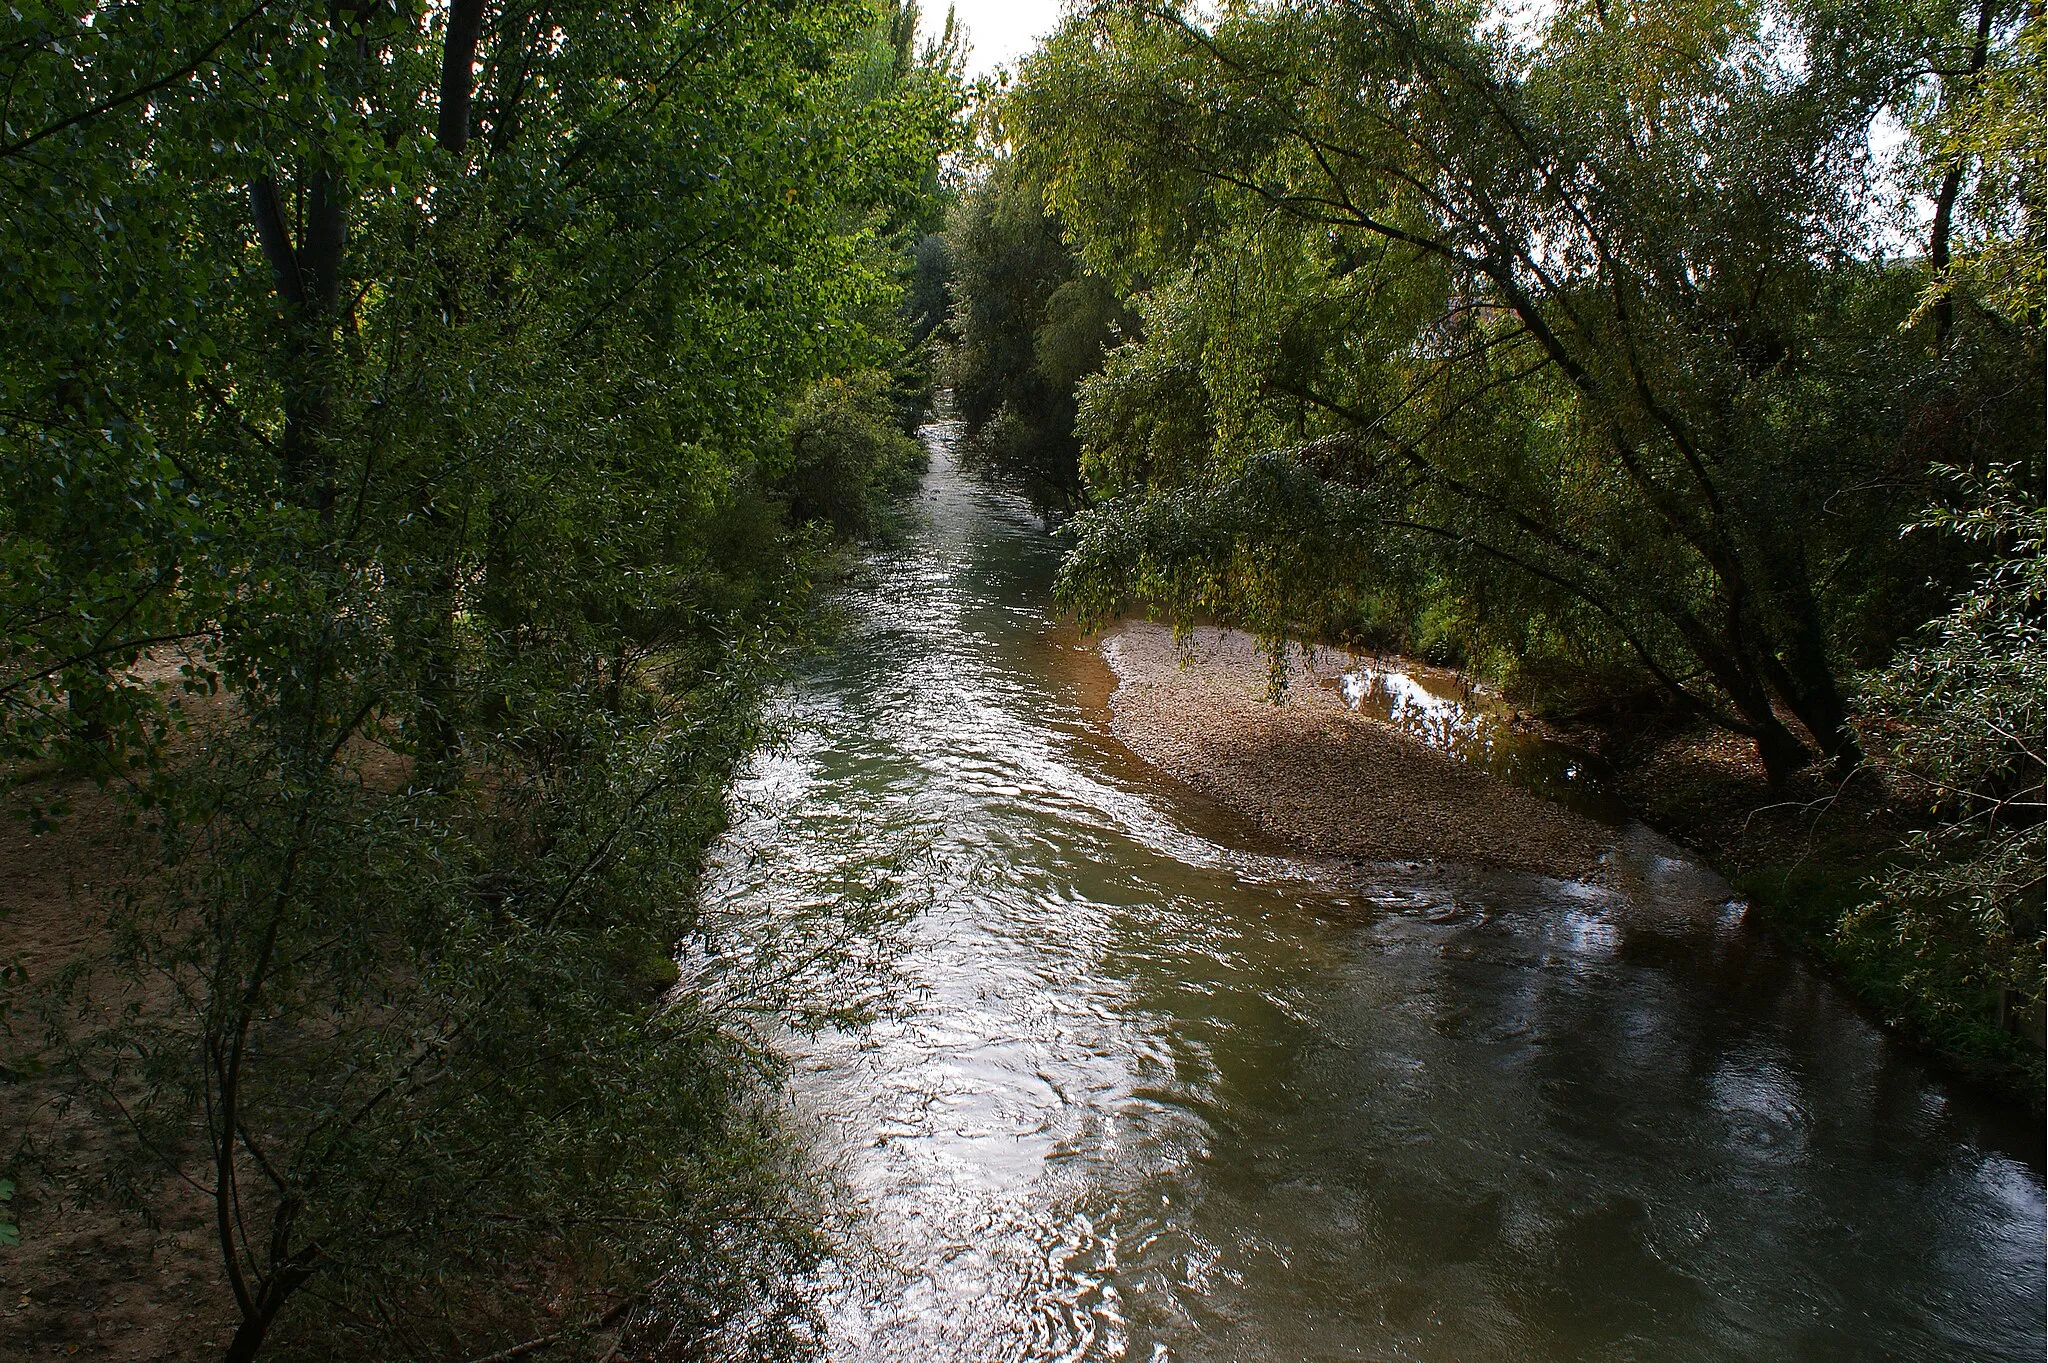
[[698, 420, 2045, 1363]]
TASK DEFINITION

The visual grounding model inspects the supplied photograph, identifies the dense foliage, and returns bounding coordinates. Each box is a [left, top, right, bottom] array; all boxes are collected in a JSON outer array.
[[1847, 466, 2044, 1078], [779, 368, 932, 539], [0, 0, 961, 1356], [940, 153, 1130, 521], [929, 0, 2042, 1074], [1002, 0, 2039, 785]]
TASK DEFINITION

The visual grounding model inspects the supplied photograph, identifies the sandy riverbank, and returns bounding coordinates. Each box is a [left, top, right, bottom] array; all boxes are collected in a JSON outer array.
[[1100, 622, 1614, 879]]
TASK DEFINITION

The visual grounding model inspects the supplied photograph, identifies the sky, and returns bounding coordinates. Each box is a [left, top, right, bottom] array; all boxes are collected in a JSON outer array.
[[930, 0, 1069, 78]]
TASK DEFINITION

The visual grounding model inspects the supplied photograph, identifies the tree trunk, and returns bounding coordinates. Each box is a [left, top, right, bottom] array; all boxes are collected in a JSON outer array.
[[221, 1302, 278, 1363], [415, 620, 463, 790], [1760, 635, 1861, 772], [1749, 710, 1814, 786], [1750, 538, 1863, 772], [409, 0, 497, 783], [220, 1257, 318, 1363], [1694, 621, 1814, 784], [1927, 0, 2001, 353], [437, 0, 488, 154], [1660, 594, 1818, 783], [250, 166, 345, 514], [412, 492, 465, 791], [1692, 656, 1813, 785]]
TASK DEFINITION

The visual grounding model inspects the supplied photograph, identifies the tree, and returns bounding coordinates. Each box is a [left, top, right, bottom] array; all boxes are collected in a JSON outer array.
[[1015, 0, 2042, 779], [776, 370, 932, 540], [1845, 465, 2044, 1080], [1, 0, 963, 1355], [942, 153, 1133, 521]]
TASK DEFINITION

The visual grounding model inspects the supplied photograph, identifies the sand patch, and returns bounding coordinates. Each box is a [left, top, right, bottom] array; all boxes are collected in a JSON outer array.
[[1101, 622, 1613, 879]]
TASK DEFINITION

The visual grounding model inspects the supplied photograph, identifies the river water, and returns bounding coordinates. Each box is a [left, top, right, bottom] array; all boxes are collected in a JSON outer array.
[[699, 421, 2045, 1363]]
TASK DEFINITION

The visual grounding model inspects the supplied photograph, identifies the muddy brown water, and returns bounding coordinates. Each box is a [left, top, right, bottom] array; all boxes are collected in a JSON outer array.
[[698, 420, 2044, 1362]]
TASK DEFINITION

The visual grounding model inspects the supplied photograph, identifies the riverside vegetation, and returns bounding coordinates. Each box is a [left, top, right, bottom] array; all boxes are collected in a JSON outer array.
[[0, 0, 2041, 1358], [929, 0, 2043, 1097], [1, 0, 964, 1357]]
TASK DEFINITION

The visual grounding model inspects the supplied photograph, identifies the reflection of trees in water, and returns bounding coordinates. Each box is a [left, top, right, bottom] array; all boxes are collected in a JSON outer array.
[[1338, 666, 1608, 806], [1075, 847, 2047, 1363]]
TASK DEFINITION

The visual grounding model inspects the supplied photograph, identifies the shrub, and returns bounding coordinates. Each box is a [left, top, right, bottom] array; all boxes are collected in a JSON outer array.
[[776, 371, 930, 542]]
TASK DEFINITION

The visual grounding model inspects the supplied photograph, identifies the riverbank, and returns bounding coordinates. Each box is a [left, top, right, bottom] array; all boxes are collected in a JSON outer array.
[[1099, 622, 1612, 879], [0, 682, 794, 1359], [1097, 620, 2043, 1108], [1589, 709, 2046, 1106]]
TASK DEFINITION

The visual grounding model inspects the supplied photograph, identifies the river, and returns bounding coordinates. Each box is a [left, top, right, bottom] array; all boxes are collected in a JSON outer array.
[[698, 419, 2046, 1362]]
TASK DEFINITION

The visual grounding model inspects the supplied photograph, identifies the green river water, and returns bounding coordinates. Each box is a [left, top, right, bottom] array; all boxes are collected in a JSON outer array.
[[698, 419, 2045, 1363]]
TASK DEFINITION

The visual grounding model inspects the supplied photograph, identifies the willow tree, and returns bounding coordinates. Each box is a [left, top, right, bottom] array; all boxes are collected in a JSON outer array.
[[1016, 0, 2041, 779]]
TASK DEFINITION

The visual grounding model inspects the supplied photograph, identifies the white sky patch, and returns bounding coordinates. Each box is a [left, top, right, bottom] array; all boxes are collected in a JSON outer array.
[[1481, 0, 1556, 52], [930, 0, 1069, 78], [1863, 103, 1934, 259]]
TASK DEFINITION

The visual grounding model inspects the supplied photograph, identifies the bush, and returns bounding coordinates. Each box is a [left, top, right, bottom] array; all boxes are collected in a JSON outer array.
[[1842, 465, 2045, 1095], [776, 371, 930, 542]]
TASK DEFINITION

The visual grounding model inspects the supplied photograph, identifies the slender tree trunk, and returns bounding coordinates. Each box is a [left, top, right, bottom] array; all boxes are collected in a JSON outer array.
[[1928, 0, 2001, 353], [220, 1255, 319, 1363], [61, 665, 113, 773], [222, 1311, 272, 1363], [414, 607, 463, 788], [280, 333, 335, 515], [403, 0, 499, 790], [476, 488, 521, 727], [413, 500, 465, 792], [605, 641, 629, 711]]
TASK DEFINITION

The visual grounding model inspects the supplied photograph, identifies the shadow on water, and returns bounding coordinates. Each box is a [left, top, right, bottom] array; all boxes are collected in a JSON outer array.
[[697, 418, 2046, 1363]]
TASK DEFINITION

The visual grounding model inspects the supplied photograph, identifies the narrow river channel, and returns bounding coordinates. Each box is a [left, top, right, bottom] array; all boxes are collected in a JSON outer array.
[[699, 419, 2046, 1363]]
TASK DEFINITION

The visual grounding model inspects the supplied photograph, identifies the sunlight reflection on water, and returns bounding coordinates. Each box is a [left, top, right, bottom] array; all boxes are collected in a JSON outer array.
[[1335, 664, 1612, 814], [694, 419, 2047, 1363]]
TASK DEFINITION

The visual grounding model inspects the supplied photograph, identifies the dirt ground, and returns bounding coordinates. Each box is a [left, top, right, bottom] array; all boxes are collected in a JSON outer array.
[[2, 768, 230, 1362], [1099, 622, 1615, 879]]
